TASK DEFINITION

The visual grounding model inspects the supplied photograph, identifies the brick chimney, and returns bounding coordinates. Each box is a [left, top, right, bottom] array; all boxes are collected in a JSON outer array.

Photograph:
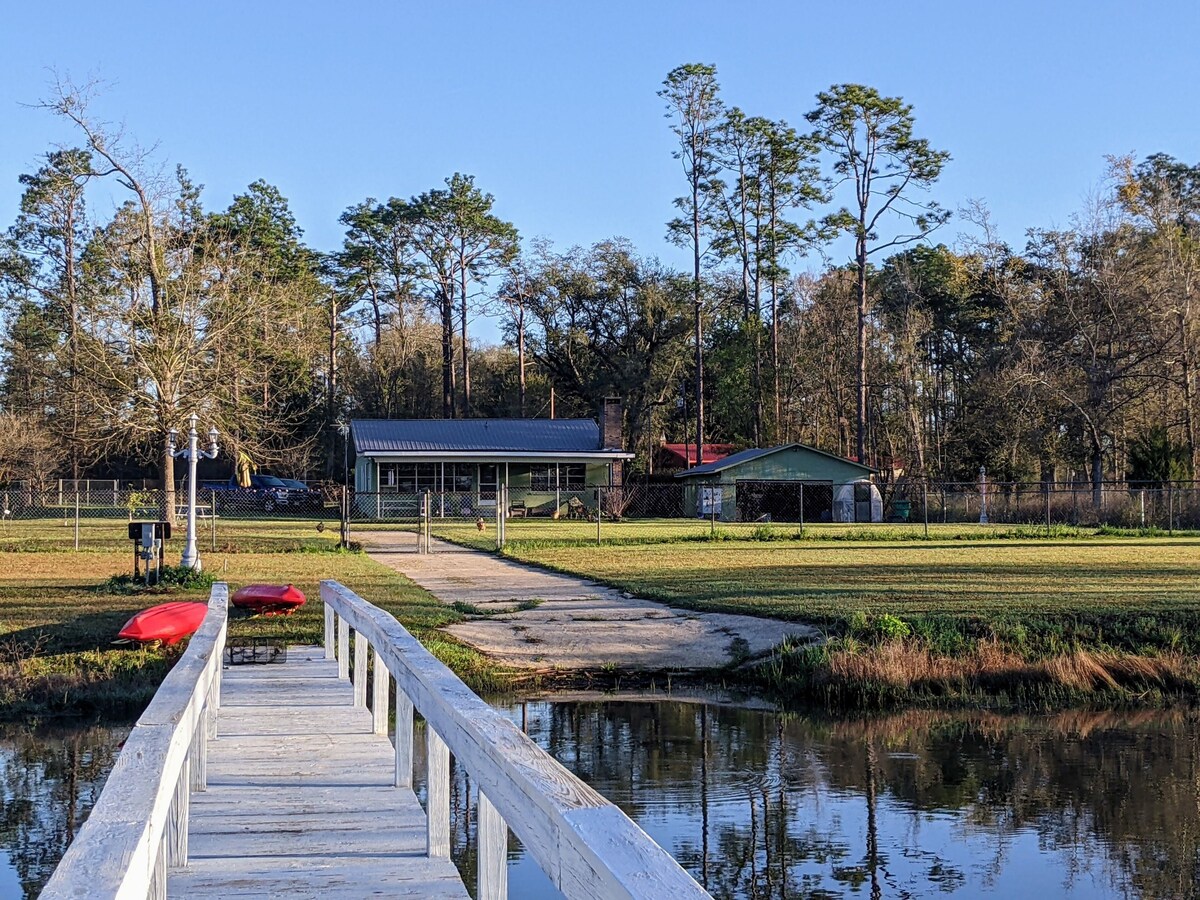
[[599, 397, 623, 487], [599, 397, 623, 450]]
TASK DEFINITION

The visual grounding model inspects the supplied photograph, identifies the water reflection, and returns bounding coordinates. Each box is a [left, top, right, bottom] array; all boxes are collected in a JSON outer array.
[[0, 723, 126, 899], [7, 706, 1200, 899], [430, 701, 1200, 899]]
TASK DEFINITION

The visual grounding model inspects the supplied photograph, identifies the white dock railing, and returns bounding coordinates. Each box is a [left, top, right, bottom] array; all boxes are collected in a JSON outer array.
[[320, 579, 710, 900], [41, 584, 228, 900]]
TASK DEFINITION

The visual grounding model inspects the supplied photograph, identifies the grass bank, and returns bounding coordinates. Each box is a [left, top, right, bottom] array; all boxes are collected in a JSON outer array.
[[502, 533, 1200, 708], [0, 525, 524, 720]]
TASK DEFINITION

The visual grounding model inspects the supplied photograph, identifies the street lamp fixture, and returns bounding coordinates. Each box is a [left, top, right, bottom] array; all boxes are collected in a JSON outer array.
[[170, 412, 220, 570]]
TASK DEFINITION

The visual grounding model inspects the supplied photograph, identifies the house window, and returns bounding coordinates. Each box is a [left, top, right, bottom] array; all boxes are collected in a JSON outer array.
[[378, 463, 437, 493], [530, 464, 585, 491], [446, 463, 473, 493], [530, 465, 553, 491]]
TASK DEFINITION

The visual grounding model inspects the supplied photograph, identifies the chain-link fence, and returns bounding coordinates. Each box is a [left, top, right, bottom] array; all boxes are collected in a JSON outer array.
[[3, 479, 1199, 552]]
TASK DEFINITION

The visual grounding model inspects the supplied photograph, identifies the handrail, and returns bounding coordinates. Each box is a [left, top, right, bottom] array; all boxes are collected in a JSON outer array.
[[320, 579, 710, 900], [42, 584, 229, 900]]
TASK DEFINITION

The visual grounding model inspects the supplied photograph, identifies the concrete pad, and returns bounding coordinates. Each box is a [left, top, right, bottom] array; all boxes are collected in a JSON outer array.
[[360, 532, 817, 671]]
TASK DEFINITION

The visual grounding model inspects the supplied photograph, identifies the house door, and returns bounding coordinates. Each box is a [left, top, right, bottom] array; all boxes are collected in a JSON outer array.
[[479, 464, 498, 506]]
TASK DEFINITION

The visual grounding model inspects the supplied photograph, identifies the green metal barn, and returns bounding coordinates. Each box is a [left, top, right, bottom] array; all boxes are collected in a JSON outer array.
[[674, 443, 880, 523]]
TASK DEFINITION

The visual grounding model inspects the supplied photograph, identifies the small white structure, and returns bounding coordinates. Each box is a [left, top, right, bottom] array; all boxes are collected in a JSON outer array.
[[833, 480, 883, 523]]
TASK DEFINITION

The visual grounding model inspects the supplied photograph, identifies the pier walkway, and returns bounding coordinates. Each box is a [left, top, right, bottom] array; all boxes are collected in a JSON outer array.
[[41, 582, 709, 900]]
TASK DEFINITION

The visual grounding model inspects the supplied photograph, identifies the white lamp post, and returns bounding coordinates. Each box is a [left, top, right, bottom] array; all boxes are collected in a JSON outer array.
[[169, 413, 220, 570]]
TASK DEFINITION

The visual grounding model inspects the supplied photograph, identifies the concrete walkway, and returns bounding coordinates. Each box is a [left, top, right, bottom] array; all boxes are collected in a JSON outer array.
[[362, 533, 817, 671]]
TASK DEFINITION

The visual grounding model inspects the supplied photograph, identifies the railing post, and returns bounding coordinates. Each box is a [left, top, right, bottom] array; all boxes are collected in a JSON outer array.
[[372, 648, 389, 735], [324, 604, 335, 659], [394, 690, 413, 788], [337, 616, 349, 680], [149, 842, 167, 900], [478, 790, 508, 900], [354, 631, 368, 708], [168, 753, 190, 867], [426, 726, 450, 857], [192, 708, 208, 791]]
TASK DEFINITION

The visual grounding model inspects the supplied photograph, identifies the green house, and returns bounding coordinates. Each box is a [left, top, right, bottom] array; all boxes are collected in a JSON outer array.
[[351, 415, 631, 519], [674, 443, 879, 523]]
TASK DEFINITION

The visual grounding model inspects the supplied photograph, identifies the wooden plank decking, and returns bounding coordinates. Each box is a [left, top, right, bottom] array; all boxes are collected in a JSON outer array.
[[168, 647, 468, 899]]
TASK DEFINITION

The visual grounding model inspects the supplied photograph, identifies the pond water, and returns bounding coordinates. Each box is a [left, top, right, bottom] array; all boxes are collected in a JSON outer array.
[[0, 722, 128, 899], [428, 699, 1200, 899], [8, 703, 1200, 899]]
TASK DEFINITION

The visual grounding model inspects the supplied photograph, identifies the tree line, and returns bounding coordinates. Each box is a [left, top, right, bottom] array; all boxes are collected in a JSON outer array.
[[0, 72, 1197, 499]]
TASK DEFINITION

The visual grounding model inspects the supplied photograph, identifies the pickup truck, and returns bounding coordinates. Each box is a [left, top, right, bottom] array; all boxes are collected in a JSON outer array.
[[203, 475, 292, 514]]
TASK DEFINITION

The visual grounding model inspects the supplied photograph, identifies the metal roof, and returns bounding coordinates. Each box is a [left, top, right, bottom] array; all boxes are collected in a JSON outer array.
[[351, 418, 620, 455], [674, 443, 875, 478]]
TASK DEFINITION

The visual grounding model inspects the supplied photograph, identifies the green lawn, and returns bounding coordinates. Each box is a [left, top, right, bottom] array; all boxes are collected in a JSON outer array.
[[0, 524, 511, 719], [504, 534, 1200, 655]]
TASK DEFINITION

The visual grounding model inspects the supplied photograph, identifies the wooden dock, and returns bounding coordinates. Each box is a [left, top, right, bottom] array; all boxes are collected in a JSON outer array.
[[42, 581, 710, 900], [168, 649, 466, 898]]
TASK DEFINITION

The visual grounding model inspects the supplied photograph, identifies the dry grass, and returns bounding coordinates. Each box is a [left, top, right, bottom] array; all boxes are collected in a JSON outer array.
[[824, 640, 1195, 693]]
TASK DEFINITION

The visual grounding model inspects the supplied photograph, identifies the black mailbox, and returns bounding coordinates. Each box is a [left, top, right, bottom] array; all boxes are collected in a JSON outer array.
[[128, 521, 172, 542]]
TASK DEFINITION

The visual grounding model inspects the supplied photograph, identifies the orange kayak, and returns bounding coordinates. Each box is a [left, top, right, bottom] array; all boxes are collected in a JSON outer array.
[[118, 602, 207, 645], [232, 584, 306, 615]]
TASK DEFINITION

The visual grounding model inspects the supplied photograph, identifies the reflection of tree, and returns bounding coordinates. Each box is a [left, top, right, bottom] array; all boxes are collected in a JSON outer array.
[[488, 700, 1200, 899], [0, 724, 125, 898]]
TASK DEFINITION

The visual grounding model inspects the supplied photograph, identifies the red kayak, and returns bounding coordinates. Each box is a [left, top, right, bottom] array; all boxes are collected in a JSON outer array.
[[232, 583, 306, 616], [118, 602, 207, 645]]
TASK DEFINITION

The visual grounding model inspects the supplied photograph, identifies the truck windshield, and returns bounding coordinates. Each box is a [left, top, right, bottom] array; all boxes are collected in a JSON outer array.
[[257, 476, 287, 488]]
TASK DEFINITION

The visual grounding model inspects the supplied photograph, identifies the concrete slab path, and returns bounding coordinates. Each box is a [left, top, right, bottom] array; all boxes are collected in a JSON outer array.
[[361, 533, 817, 671]]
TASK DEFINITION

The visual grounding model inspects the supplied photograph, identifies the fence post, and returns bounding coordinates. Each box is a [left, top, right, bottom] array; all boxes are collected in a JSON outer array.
[[596, 488, 602, 546], [74, 491, 80, 551], [340, 485, 348, 549], [1168, 484, 1174, 535], [496, 484, 504, 550], [978, 466, 988, 525], [922, 482, 929, 538], [799, 482, 805, 536], [210, 488, 217, 552]]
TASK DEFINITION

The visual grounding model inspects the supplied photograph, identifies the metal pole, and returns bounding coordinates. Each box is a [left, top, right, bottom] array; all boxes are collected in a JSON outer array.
[[211, 488, 217, 552], [596, 488, 602, 546], [799, 482, 805, 536], [74, 490, 80, 551], [1169, 483, 1174, 535], [922, 482, 929, 539], [978, 466, 989, 525]]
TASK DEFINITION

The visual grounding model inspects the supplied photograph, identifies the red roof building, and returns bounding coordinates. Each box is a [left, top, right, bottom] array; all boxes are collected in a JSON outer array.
[[656, 442, 737, 471]]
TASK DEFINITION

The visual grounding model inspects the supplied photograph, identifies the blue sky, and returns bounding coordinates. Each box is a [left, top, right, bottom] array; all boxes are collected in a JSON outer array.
[[2, 1, 1197, 292]]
